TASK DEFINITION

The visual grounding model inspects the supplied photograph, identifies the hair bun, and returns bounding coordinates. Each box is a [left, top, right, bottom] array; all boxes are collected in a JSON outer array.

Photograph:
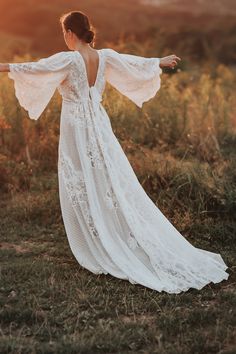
[[83, 29, 94, 43], [60, 11, 96, 44]]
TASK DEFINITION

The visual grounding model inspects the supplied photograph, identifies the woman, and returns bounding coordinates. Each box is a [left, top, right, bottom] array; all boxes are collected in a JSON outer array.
[[0, 11, 229, 293]]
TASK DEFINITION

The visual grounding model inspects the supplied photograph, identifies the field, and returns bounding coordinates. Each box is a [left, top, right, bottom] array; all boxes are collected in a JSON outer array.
[[0, 1, 236, 353]]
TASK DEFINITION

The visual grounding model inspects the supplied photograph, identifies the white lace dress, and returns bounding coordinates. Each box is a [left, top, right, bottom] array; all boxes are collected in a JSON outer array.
[[8, 48, 229, 293]]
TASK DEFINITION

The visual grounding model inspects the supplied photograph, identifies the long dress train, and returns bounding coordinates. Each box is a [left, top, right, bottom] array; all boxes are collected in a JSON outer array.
[[8, 48, 229, 293]]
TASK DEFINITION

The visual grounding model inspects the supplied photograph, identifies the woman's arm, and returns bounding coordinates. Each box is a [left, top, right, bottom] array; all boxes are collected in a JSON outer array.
[[0, 63, 10, 72], [5, 51, 73, 120], [104, 48, 163, 108], [159, 54, 181, 69]]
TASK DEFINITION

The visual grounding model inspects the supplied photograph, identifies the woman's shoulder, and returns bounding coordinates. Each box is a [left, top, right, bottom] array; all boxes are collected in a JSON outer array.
[[100, 48, 117, 55], [99, 48, 119, 61], [48, 51, 76, 59], [43, 51, 75, 65], [58, 50, 76, 57]]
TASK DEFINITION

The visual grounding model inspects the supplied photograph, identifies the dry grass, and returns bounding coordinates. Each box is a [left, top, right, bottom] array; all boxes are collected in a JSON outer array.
[[0, 144, 235, 353]]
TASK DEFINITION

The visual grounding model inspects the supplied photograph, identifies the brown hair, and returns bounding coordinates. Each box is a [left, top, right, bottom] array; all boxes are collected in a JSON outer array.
[[60, 11, 96, 44]]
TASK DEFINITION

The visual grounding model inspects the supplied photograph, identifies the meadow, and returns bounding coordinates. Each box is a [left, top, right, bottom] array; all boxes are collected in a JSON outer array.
[[0, 1, 236, 353]]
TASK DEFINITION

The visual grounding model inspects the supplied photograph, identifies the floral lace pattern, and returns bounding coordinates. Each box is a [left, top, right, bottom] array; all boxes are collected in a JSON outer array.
[[8, 51, 73, 120], [105, 187, 119, 209], [10, 62, 35, 72], [127, 231, 139, 250], [63, 101, 94, 128], [104, 48, 162, 108], [59, 150, 99, 240], [86, 132, 105, 169]]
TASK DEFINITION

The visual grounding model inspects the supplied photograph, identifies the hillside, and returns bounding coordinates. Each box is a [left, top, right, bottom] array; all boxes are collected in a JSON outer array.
[[0, 0, 235, 64], [141, 0, 236, 15]]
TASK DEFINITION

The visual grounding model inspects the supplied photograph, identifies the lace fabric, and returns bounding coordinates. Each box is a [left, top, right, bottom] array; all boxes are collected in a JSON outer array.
[[8, 51, 73, 120], [8, 48, 229, 293]]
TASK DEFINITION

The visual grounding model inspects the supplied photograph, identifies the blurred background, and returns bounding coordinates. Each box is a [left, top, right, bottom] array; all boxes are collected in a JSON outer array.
[[0, 0, 236, 62]]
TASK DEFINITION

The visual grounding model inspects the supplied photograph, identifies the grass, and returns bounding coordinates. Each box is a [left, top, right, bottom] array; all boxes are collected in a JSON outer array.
[[1, 145, 236, 353]]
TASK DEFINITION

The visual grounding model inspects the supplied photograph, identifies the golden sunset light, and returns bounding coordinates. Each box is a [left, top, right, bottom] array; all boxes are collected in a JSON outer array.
[[0, 1, 235, 353]]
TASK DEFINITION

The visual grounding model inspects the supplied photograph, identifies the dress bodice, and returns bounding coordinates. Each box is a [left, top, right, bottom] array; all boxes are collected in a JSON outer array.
[[58, 50, 106, 104]]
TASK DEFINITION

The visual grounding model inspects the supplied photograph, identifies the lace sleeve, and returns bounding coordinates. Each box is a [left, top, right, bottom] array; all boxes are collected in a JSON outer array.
[[103, 48, 162, 108], [8, 51, 73, 120]]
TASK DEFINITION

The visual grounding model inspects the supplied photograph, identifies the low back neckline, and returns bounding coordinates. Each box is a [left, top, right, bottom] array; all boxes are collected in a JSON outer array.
[[75, 50, 101, 89]]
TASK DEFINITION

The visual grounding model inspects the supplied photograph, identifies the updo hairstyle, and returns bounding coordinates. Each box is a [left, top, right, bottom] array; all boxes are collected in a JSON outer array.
[[60, 11, 96, 44]]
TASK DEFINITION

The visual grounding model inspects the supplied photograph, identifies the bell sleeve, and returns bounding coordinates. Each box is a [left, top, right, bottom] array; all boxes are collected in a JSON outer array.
[[103, 48, 162, 108], [8, 51, 73, 120]]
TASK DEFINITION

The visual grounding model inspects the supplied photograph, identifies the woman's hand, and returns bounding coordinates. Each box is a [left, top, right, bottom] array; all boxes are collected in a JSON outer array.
[[0, 63, 10, 72], [159, 55, 181, 69]]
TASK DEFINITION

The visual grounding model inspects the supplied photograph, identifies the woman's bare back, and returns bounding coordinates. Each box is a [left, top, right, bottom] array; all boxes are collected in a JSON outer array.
[[78, 49, 100, 88]]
